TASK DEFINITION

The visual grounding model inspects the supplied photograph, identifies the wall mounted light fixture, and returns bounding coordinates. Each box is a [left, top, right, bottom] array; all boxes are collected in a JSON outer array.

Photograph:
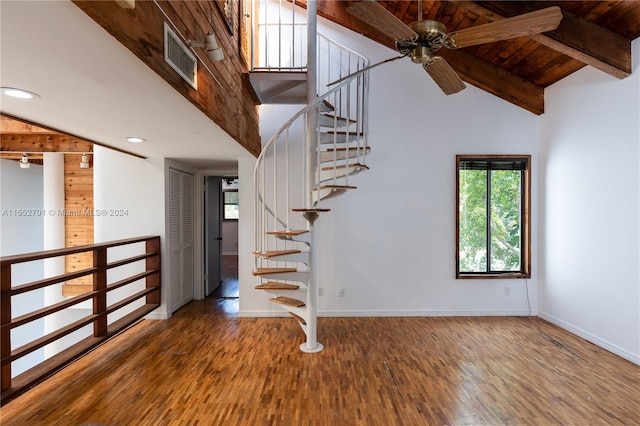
[[186, 33, 224, 62], [19, 153, 30, 169], [80, 153, 90, 169]]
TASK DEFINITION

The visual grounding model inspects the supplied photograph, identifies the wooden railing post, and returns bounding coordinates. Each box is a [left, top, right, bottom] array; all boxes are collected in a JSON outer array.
[[93, 247, 107, 337], [145, 237, 161, 305], [1, 262, 12, 391]]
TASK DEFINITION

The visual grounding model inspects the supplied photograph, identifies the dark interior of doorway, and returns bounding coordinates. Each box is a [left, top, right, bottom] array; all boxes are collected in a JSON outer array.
[[218, 255, 238, 299], [212, 255, 238, 313]]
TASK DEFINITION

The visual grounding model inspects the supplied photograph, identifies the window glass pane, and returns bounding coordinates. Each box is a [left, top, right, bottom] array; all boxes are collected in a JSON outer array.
[[489, 170, 521, 271], [458, 169, 487, 272], [224, 192, 239, 220]]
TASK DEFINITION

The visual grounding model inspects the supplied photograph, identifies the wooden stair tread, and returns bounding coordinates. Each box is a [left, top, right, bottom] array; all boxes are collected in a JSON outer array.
[[266, 230, 309, 236], [255, 282, 300, 290], [322, 131, 362, 136], [253, 249, 301, 258], [319, 112, 356, 123], [324, 146, 371, 152], [252, 267, 298, 276], [292, 208, 331, 212], [321, 163, 369, 171], [318, 185, 357, 190], [270, 296, 305, 308], [321, 99, 335, 111], [289, 312, 306, 324]]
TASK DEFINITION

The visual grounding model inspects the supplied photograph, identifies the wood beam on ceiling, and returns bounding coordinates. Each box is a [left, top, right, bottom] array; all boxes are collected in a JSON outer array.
[[439, 49, 544, 115], [451, 1, 631, 79], [312, 0, 544, 114], [1, 134, 94, 153], [0, 153, 44, 161], [0, 113, 145, 159]]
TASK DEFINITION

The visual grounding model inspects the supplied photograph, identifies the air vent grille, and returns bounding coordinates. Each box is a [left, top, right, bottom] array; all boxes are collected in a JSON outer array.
[[163, 22, 197, 89]]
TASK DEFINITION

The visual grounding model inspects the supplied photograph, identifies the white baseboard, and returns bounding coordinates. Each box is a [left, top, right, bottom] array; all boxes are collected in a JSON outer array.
[[238, 310, 289, 318], [144, 309, 170, 320], [238, 309, 534, 318], [538, 311, 640, 366]]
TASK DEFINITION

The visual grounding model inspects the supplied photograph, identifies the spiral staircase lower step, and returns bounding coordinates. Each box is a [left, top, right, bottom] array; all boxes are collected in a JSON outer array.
[[311, 185, 357, 203], [270, 296, 306, 308], [266, 230, 309, 237], [252, 267, 297, 276], [253, 249, 302, 258], [289, 312, 307, 325], [255, 282, 300, 290]]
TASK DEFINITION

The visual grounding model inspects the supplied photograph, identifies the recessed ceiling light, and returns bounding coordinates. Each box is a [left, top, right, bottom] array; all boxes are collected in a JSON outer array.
[[127, 137, 146, 143], [1, 87, 40, 99]]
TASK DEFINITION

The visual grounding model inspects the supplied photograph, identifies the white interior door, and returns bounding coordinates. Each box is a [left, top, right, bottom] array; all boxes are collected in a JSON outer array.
[[169, 168, 194, 313]]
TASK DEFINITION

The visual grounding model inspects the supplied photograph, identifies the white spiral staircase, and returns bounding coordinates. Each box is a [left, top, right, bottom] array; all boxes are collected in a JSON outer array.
[[251, 23, 371, 352]]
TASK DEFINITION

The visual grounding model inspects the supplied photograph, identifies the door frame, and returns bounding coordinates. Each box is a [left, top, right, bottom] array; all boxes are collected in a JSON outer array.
[[194, 167, 238, 300]]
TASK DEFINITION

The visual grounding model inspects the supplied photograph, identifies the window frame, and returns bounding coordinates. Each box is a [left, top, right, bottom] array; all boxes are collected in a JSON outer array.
[[455, 154, 531, 279], [222, 189, 239, 221]]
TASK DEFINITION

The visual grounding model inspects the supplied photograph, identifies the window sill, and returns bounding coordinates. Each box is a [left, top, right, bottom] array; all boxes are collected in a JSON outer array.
[[457, 272, 530, 279]]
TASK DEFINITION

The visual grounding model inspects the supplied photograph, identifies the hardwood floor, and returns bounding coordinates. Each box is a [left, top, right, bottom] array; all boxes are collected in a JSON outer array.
[[1, 298, 638, 425]]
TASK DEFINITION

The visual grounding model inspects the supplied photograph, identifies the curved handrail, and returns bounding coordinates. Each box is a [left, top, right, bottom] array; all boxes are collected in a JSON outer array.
[[253, 32, 370, 256], [253, 72, 365, 239]]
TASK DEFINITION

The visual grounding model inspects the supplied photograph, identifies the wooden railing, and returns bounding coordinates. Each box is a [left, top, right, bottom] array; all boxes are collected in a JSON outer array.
[[0, 236, 161, 405]]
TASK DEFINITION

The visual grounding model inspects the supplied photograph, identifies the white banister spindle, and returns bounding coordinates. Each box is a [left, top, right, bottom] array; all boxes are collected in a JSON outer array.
[[285, 128, 290, 228]]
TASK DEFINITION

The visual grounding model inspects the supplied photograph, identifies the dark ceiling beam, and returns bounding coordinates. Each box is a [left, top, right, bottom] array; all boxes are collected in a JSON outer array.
[[439, 49, 543, 114], [312, 0, 544, 114], [452, 1, 631, 79]]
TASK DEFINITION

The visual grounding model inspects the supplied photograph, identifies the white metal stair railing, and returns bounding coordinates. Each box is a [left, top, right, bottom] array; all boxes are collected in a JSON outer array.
[[253, 36, 369, 352]]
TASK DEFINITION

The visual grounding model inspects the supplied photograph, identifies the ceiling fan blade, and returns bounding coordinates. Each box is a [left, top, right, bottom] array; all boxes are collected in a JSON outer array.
[[444, 6, 562, 49], [346, 0, 418, 42], [423, 57, 466, 95]]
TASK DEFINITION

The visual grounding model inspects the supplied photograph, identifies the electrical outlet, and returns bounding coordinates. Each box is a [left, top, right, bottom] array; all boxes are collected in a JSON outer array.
[[504, 286, 510, 296], [336, 288, 344, 297], [318, 287, 324, 297]]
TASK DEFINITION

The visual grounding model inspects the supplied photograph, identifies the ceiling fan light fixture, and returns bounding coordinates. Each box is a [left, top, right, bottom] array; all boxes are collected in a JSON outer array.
[[347, 1, 563, 97]]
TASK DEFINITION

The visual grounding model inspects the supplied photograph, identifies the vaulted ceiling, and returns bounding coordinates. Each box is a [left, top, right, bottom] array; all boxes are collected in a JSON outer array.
[[312, 1, 640, 114]]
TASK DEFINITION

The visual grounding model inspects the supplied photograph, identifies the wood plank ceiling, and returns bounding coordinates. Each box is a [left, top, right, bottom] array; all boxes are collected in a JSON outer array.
[[313, 1, 640, 114]]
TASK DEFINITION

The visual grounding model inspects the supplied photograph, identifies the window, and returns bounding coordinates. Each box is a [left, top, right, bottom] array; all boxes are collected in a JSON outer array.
[[224, 192, 239, 220], [456, 155, 530, 278], [222, 178, 239, 220]]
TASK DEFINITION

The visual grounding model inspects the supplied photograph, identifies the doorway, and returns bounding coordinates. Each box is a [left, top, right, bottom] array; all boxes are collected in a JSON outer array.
[[204, 176, 239, 302]]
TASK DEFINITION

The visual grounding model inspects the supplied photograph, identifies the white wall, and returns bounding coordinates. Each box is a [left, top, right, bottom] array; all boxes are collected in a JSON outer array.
[[0, 159, 45, 376], [539, 39, 640, 365], [94, 146, 167, 319], [240, 14, 540, 317]]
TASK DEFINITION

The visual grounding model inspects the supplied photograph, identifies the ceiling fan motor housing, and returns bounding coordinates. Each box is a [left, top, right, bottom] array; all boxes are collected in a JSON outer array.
[[407, 20, 447, 63]]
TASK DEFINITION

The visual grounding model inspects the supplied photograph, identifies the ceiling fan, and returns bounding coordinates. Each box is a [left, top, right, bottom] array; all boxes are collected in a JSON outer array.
[[333, 0, 563, 95]]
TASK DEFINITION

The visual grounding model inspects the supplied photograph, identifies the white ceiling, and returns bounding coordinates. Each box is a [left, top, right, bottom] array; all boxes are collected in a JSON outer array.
[[0, 0, 252, 169]]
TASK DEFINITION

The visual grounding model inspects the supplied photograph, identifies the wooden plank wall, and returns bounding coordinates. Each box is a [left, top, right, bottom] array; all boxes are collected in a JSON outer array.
[[62, 154, 94, 296], [72, 0, 261, 157]]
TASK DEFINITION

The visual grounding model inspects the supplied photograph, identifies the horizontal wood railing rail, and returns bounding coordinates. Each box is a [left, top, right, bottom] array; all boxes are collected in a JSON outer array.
[[0, 236, 161, 405]]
